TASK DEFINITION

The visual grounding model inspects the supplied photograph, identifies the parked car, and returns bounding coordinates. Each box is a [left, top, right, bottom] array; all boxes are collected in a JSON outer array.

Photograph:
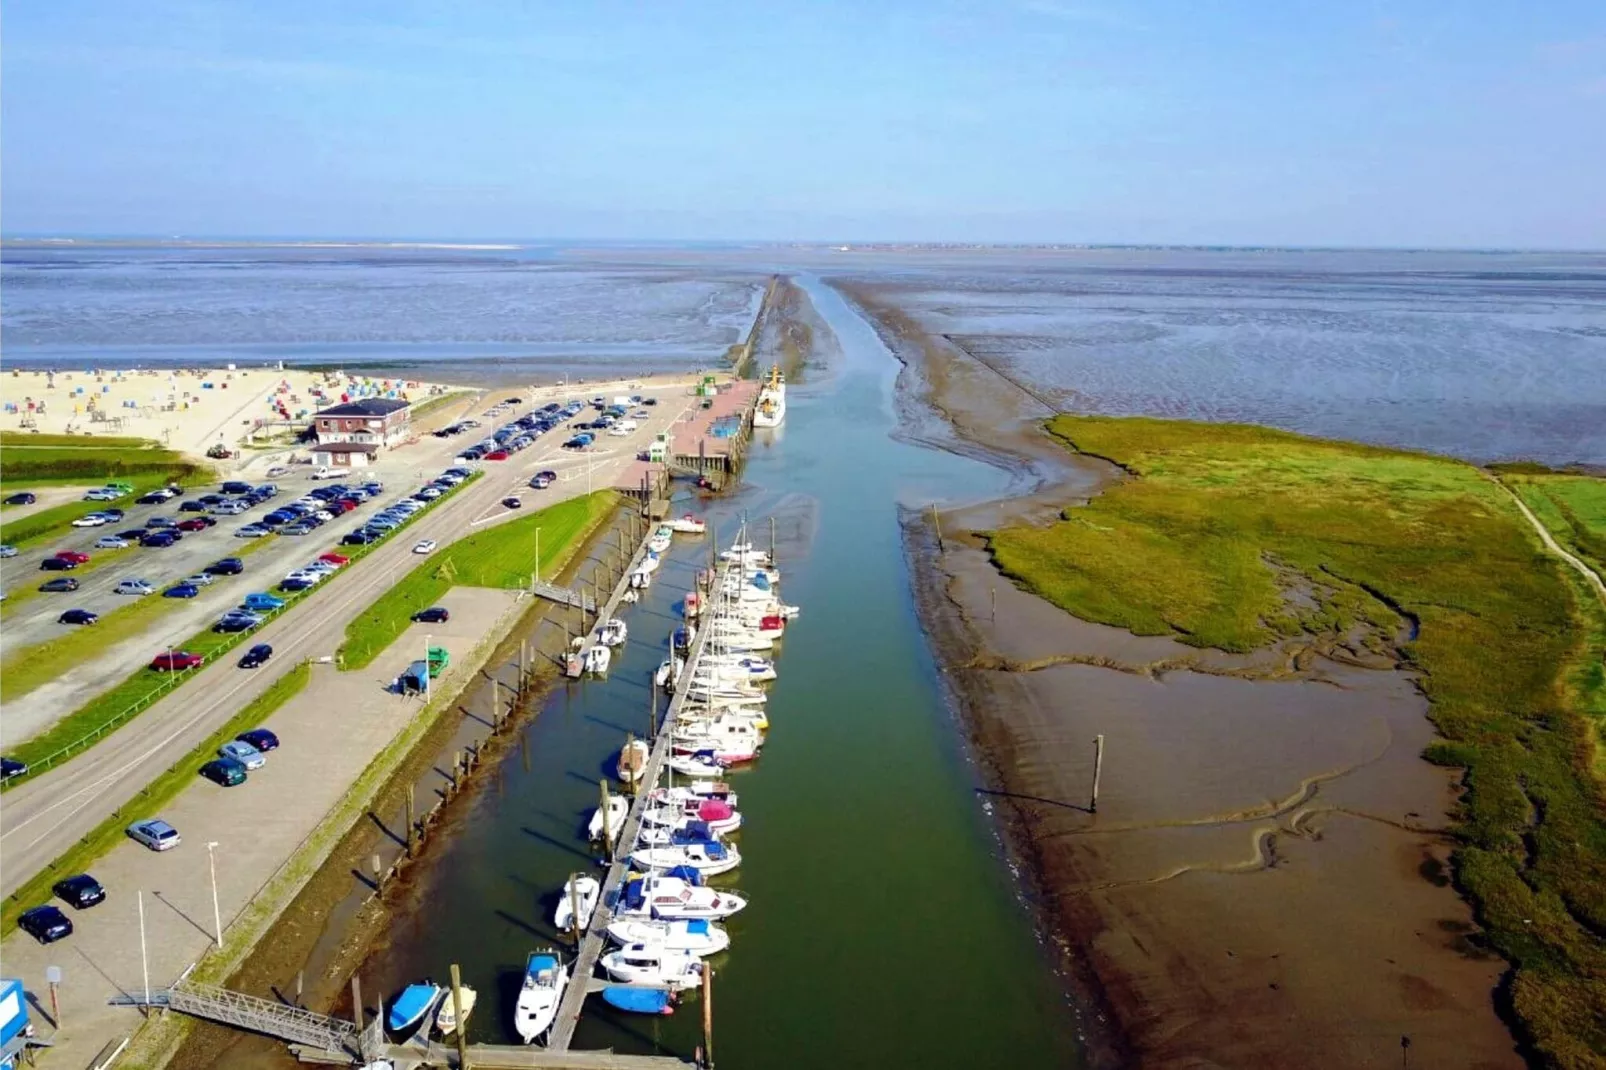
[[0, 544, 18, 558], [281, 522, 317, 537], [179, 499, 208, 512], [219, 739, 266, 769], [206, 557, 246, 576], [485, 450, 510, 461], [53, 873, 107, 910], [39, 577, 80, 593], [58, 609, 99, 625], [177, 517, 212, 531], [318, 552, 350, 567], [309, 466, 339, 480], [4, 491, 37, 505], [150, 650, 204, 671], [413, 539, 437, 554], [341, 531, 376, 546], [183, 573, 216, 587], [221, 481, 253, 495], [238, 728, 280, 753], [242, 592, 284, 611], [238, 643, 273, 668], [83, 487, 122, 502], [2, 757, 30, 781], [71, 512, 109, 528], [135, 491, 169, 505], [412, 606, 450, 623], [95, 535, 131, 549], [164, 583, 200, 599], [530, 474, 552, 490], [126, 818, 181, 851], [236, 524, 272, 538], [140, 532, 177, 549], [266, 465, 290, 478], [199, 758, 247, 786], [51, 549, 90, 565], [502, 496, 523, 509], [18, 905, 73, 944], [115, 578, 156, 596], [279, 577, 314, 592], [213, 614, 259, 634]]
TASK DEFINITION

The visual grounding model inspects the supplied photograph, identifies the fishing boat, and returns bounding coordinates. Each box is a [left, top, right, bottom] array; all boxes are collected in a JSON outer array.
[[589, 794, 630, 842], [434, 985, 476, 1036], [682, 592, 703, 619], [583, 645, 611, 676], [600, 944, 704, 990], [601, 985, 675, 1015], [553, 874, 601, 932], [387, 982, 444, 1034], [666, 750, 726, 778], [599, 618, 628, 647], [753, 364, 786, 428], [629, 839, 742, 876], [607, 917, 731, 957], [670, 514, 706, 535], [617, 738, 650, 783], [514, 951, 568, 1044], [616, 874, 748, 920]]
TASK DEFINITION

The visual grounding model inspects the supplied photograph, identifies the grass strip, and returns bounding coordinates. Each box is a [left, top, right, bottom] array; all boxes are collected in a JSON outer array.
[[1, 474, 482, 780], [0, 432, 160, 449], [987, 415, 1606, 1067], [338, 490, 616, 670], [406, 389, 475, 423], [1, 662, 311, 934], [0, 471, 209, 549]]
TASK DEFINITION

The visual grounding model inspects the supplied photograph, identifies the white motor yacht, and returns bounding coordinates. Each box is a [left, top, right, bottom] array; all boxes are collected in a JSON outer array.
[[552, 874, 601, 932], [606, 917, 731, 957], [600, 943, 704, 990], [513, 951, 568, 1044]]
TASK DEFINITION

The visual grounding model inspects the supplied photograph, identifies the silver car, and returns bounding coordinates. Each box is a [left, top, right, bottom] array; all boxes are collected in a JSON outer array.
[[218, 740, 265, 770], [126, 819, 181, 851], [115, 578, 156, 595]]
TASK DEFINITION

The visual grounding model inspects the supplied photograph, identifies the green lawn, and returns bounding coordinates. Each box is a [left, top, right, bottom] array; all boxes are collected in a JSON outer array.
[[1, 662, 311, 934], [0, 431, 162, 449], [1, 475, 483, 778], [338, 491, 616, 670], [986, 415, 1606, 1067], [1503, 472, 1606, 578]]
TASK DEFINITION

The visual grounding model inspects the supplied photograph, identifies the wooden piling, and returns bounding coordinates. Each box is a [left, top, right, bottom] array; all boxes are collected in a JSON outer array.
[[702, 964, 714, 1068], [1091, 734, 1105, 814], [568, 873, 583, 945], [351, 975, 364, 1035], [449, 963, 470, 1069], [406, 785, 416, 854], [370, 854, 383, 884], [599, 779, 614, 860]]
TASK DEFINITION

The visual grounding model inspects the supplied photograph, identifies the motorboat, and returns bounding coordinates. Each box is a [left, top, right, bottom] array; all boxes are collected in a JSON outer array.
[[514, 951, 568, 1043], [647, 532, 672, 554], [553, 874, 601, 932], [607, 917, 731, 957], [637, 816, 724, 847], [719, 544, 770, 566], [629, 840, 742, 876], [616, 874, 748, 920], [601, 985, 675, 1015], [387, 982, 443, 1034], [583, 645, 611, 676], [622, 589, 640, 604], [618, 738, 650, 783], [599, 618, 628, 647], [629, 567, 652, 589], [654, 657, 683, 688], [434, 985, 476, 1036], [648, 781, 739, 806], [672, 715, 764, 756], [680, 705, 768, 734], [643, 800, 741, 836], [589, 794, 630, 842], [637, 551, 662, 574], [686, 680, 768, 703], [666, 750, 726, 778], [700, 654, 777, 682], [670, 514, 706, 535], [683, 592, 703, 619], [600, 943, 704, 990], [753, 365, 786, 428]]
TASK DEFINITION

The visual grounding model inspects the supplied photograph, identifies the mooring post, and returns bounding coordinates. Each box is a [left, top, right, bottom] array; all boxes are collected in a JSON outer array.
[[406, 784, 416, 854], [295, 969, 304, 1008], [992, 585, 997, 623], [770, 515, 776, 564], [370, 854, 383, 885], [931, 502, 942, 546], [702, 964, 715, 1068], [351, 975, 364, 1037], [1091, 734, 1105, 814], [599, 779, 615, 860], [568, 874, 583, 945], [450, 963, 470, 1070], [650, 678, 659, 739]]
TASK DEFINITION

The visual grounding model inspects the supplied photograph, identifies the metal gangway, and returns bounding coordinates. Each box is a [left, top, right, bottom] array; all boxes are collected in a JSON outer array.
[[112, 979, 358, 1054], [530, 579, 599, 613]]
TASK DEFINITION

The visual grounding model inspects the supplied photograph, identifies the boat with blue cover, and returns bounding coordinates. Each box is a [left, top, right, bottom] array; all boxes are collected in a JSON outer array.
[[387, 981, 444, 1034], [601, 985, 675, 1015], [514, 949, 568, 1043]]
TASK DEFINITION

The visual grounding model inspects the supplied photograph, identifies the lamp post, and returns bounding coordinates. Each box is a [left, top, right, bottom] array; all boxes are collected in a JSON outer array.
[[425, 634, 432, 701], [205, 841, 223, 947]]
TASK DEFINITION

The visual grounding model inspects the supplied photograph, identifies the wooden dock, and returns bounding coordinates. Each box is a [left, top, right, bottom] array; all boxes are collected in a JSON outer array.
[[546, 565, 727, 1051], [292, 1042, 691, 1068]]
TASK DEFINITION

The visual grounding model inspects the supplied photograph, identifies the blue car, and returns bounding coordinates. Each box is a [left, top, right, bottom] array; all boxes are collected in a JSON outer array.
[[242, 592, 285, 611], [164, 583, 200, 599]]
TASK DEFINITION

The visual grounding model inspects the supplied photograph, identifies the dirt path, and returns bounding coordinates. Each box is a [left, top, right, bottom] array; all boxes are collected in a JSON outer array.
[[1492, 474, 1606, 609]]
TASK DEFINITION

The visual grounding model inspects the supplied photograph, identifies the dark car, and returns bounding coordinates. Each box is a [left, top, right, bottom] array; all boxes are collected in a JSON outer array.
[[199, 494, 226, 506], [4, 491, 37, 505], [117, 527, 148, 540], [411, 606, 450, 624], [18, 905, 72, 944], [206, 557, 246, 576], [39, 577, 80, 593], [502, 496, 523, 509], [164, 583, 201, 599], [146, 515, 178, 528], [1, 757, 28, 781], [279, 577, 314, 592], [58, 608, 99, 625], [199, 758, 248, 787], [179, 499, 208, 512], [135, 491, 168, 504], [221, 481, 253, 495], [238, 643, 273, 668], [213, 615, 257, 634], [238, 728, 280, 752], [141, 532, 177, 548], [53, 873, 106, 910], [40, 556, 78, 571], [341, 531, 376, 546]]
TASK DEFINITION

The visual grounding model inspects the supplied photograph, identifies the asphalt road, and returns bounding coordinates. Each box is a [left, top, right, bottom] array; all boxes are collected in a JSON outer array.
[[0, 380, 698, 898]]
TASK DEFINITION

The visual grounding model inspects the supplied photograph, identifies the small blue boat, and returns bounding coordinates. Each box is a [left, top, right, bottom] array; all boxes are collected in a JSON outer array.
[[672, 627, 691, 654], [601, 985, 675, 1015], [387, 981, 443, 1034]]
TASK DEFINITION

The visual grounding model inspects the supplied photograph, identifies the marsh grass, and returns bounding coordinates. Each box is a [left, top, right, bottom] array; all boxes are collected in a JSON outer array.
[[338, 491, 615, 670], [987, 415, 1606, 1068]]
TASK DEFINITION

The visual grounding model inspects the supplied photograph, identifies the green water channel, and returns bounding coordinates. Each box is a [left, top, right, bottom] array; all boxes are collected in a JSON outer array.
[[367, 279, 1083, 1067]]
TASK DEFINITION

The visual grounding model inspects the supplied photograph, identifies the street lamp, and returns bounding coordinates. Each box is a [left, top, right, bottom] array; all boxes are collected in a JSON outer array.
[[205, 841, 223, 947], [424, 634, 432, 701]]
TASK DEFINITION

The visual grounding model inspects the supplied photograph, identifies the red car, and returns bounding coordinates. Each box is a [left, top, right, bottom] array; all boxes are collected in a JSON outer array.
[[177, 517, 215, 531], [150, 651, 205, 672], [327, 500, 354, 515], [318, 552, 350, 566], [484, 450, 510, 461], [55, 550, 91, 565]]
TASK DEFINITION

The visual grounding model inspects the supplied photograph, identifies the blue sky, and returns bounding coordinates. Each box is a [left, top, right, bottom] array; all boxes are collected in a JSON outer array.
[[3, 1, 1604, 246]]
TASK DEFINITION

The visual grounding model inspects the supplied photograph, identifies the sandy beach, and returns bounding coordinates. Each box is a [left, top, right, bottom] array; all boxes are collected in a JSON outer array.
[[836, 280, 1525, 1069]]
